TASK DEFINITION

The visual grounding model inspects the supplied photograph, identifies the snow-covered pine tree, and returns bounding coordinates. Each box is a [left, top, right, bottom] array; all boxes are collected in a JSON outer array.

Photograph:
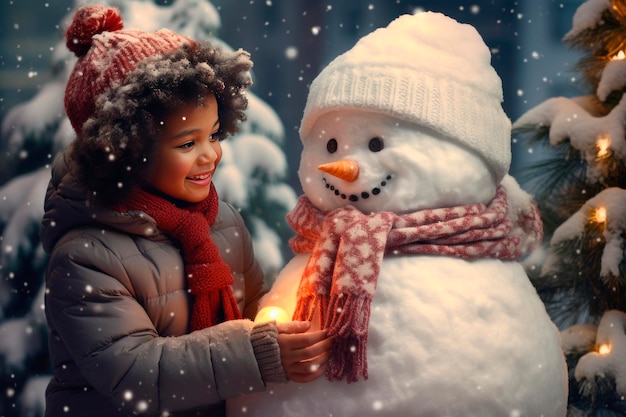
[[513, 0, 626, 414], [0, 1, 295, 415]]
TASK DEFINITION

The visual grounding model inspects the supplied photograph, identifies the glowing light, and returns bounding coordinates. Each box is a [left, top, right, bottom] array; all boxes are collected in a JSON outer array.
[[612, 0, 626, 23], [598, 343, 611, 355], [611, 50, 626, 60], [255, 306, 290, 323], [594, 206, 607, 224], [596, 135, 611, 158]]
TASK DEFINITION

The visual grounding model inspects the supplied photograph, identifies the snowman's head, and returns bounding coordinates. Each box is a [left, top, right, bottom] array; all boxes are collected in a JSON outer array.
[[299, 109, 497, 214], [299, 11, 512, 213]]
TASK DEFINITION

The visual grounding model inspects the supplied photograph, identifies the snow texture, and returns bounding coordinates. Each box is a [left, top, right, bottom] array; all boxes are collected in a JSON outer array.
[[561, 323, 599, 356], [229, 256, 567, 416], [598, 56, 626, 102]]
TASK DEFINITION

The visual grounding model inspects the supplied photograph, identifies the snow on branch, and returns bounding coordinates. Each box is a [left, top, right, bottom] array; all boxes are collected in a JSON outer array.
[[513, 95, 626, 182], [598, 53, 626, 101], [575, 309, 626, 397], [549, 187, 626, 278], [564, 0, 612, 40]]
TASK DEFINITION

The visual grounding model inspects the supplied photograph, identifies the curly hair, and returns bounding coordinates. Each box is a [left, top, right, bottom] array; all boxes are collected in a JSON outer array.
[[70, 41, 253, 206]]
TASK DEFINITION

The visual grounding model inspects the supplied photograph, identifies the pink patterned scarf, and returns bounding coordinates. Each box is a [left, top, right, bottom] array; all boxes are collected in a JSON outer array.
[[287, 185, 542, 383]]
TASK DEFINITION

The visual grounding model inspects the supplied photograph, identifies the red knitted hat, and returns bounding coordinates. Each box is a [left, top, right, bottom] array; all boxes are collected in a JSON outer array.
[[64, 5, 197, 133]]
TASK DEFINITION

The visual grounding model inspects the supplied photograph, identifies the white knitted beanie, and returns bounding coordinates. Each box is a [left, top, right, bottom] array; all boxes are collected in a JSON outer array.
[[300, 11, 512, 183]]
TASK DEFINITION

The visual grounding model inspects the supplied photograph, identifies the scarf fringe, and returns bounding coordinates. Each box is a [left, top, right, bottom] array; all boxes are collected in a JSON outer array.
[[293, 293, 371, 383], [325, 294, 370, 383], [327, 332, 368, 383]]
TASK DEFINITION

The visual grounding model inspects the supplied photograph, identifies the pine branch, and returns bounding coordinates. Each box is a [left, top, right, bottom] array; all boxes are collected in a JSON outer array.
[[517, 140, 602, 237], [539, 287, 592, 329], [565, 6, 626, 93]]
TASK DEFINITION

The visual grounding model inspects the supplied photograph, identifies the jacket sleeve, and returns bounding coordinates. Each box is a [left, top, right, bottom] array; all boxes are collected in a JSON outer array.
[[45, 233, 268, 415]]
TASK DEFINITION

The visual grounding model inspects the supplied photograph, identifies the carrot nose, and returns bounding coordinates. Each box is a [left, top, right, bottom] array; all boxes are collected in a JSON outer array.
[[318, 159, 359, 182]]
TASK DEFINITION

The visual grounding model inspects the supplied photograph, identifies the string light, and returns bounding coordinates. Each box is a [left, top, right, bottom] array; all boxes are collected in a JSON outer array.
[[596, 134, 611, 158], [598, 343, 611, 355], [610, 50, 626, 61], [612, 0, 626, 25], [594, 206, 607, 224]]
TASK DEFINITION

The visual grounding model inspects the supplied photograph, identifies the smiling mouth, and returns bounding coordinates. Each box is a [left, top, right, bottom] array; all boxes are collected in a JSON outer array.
[[322, 174, 392, 202], [187, 173, 211, 181]]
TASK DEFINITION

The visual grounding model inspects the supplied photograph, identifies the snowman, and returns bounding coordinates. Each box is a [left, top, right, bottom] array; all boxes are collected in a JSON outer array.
[[228, 11, 567, 417]]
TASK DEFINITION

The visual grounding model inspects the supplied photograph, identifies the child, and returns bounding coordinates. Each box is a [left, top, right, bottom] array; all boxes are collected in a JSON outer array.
[[40, 5, 330, 417]]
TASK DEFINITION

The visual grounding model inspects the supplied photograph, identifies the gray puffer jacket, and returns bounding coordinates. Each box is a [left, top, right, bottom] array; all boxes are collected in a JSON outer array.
[[40, 152, 285, 417]]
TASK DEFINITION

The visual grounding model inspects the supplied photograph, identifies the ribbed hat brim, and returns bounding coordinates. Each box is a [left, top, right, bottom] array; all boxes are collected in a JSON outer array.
[[300, 64, 511, 182]]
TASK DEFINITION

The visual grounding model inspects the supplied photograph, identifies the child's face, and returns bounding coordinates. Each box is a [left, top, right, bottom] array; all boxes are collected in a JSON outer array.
[[144, 94, 222, 203]]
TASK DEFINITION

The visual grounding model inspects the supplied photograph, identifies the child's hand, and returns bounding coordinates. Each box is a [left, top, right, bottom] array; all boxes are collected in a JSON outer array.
[[276, 321, 332, 383]]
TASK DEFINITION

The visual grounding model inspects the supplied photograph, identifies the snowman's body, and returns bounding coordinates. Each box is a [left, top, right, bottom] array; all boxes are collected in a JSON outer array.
[[228, 251, 567, 417]]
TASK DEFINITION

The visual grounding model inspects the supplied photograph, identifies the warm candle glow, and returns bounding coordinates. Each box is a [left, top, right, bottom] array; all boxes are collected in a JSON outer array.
[[611, 50, 626, 60], [255, 306, 291, 323], [596, 135, 611, 158], [594, 206, 607, 224], [598, 343, 611, 355]]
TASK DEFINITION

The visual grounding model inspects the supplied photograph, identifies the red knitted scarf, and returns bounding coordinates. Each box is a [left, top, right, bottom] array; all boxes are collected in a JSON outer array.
[[287, 185, 543, 383], [116, 183, 241, 331]]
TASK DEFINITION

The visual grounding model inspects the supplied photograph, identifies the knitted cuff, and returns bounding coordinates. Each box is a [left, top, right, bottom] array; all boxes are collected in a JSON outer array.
[[250, 321, 288, 384]]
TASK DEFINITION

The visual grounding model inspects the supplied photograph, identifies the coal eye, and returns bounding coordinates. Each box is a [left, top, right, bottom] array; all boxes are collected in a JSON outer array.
[[369, 137, 384, 152], [327, 138, 338, 153]]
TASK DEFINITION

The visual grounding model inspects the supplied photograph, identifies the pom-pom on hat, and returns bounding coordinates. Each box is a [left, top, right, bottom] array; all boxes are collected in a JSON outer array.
[[64, 5, 196, 133], [300, 11, 512, 183]]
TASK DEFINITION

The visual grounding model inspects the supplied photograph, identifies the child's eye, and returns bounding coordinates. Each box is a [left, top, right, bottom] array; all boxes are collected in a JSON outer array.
[[211, 128, 225, 142], [177, 141, 195, 150]]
